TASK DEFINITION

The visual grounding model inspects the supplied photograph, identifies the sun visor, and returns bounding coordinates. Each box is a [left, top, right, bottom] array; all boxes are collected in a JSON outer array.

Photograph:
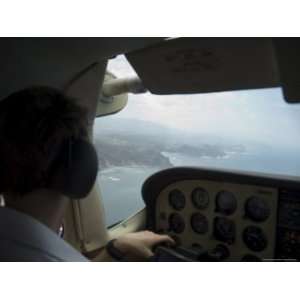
[[273, 38, 300, 103], [126, 38, 280, 95]]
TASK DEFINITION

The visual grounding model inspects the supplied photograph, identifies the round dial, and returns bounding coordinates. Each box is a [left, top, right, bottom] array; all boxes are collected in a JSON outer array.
[[213, 217, 236, 244], [168, 189, 186, 211], [192, 188, 209, 209], [215, 191, 237, 215], [245, 197, 270, 222], [191, 213, 209, 234], [209, 244, 230, 261], [168, 213, 185, 234], [243, 226, 268, 252]]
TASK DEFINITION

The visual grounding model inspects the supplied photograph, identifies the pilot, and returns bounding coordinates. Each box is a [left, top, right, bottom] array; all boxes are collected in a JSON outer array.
[[0, 86, 174, 261]]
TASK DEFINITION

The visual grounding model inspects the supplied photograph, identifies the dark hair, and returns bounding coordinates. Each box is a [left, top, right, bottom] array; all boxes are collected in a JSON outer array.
[[0, 86, 89, 195]]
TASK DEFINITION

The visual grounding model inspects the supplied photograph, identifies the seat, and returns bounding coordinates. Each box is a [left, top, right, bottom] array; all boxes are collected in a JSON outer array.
[[0, 207, 88, 262]]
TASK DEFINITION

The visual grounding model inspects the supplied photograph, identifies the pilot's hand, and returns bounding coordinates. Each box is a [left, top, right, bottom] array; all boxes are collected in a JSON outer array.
[[114, 230, 175, 261]]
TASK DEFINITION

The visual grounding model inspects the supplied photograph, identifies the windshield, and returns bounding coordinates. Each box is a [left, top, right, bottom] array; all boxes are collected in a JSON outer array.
[[94, 55, 300, 226]]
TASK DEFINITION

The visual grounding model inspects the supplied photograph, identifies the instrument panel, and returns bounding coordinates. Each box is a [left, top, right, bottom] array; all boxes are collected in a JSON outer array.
[[142, 167, 300, 261]]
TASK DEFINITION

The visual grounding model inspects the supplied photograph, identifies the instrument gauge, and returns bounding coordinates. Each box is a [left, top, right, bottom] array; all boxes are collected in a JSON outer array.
[[245, 197, 270, 222], [168, 213, 185, 234], [192, 188, 209, 209], [243, 226, 267, 252], [216, 191, 237, 215], [213, 217, 236, 244], [168, 189, 186, 211], [191, 213, 209, 234]]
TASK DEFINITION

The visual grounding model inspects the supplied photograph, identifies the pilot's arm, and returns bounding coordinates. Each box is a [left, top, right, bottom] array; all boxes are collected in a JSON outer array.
[[89, 231, 175, 262]]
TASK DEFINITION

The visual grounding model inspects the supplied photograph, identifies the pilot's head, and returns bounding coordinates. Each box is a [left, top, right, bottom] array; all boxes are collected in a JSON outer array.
[[0, 86, 98, 229]]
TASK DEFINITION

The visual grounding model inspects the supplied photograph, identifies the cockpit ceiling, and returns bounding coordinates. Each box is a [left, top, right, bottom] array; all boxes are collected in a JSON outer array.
[[0, 37, 164, 101], [1, 37, 300, 103]]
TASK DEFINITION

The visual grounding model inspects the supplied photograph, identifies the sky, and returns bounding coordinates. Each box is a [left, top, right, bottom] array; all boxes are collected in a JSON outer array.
[[101, 55, 300, 151]]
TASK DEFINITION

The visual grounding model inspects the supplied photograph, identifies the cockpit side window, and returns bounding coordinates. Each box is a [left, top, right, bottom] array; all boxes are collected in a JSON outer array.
[[95, 55, 300, 227]]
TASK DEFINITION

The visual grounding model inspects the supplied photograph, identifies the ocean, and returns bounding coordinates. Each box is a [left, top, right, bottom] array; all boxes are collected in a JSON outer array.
[[98, 166, 158, 226]]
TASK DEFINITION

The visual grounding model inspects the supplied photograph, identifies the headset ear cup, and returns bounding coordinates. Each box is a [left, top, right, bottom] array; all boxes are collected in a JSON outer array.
[[48, 139, 98, 199]]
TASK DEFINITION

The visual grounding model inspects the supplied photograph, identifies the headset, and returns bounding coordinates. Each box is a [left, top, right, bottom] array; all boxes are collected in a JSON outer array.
[[46, 138, 99, 199]]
